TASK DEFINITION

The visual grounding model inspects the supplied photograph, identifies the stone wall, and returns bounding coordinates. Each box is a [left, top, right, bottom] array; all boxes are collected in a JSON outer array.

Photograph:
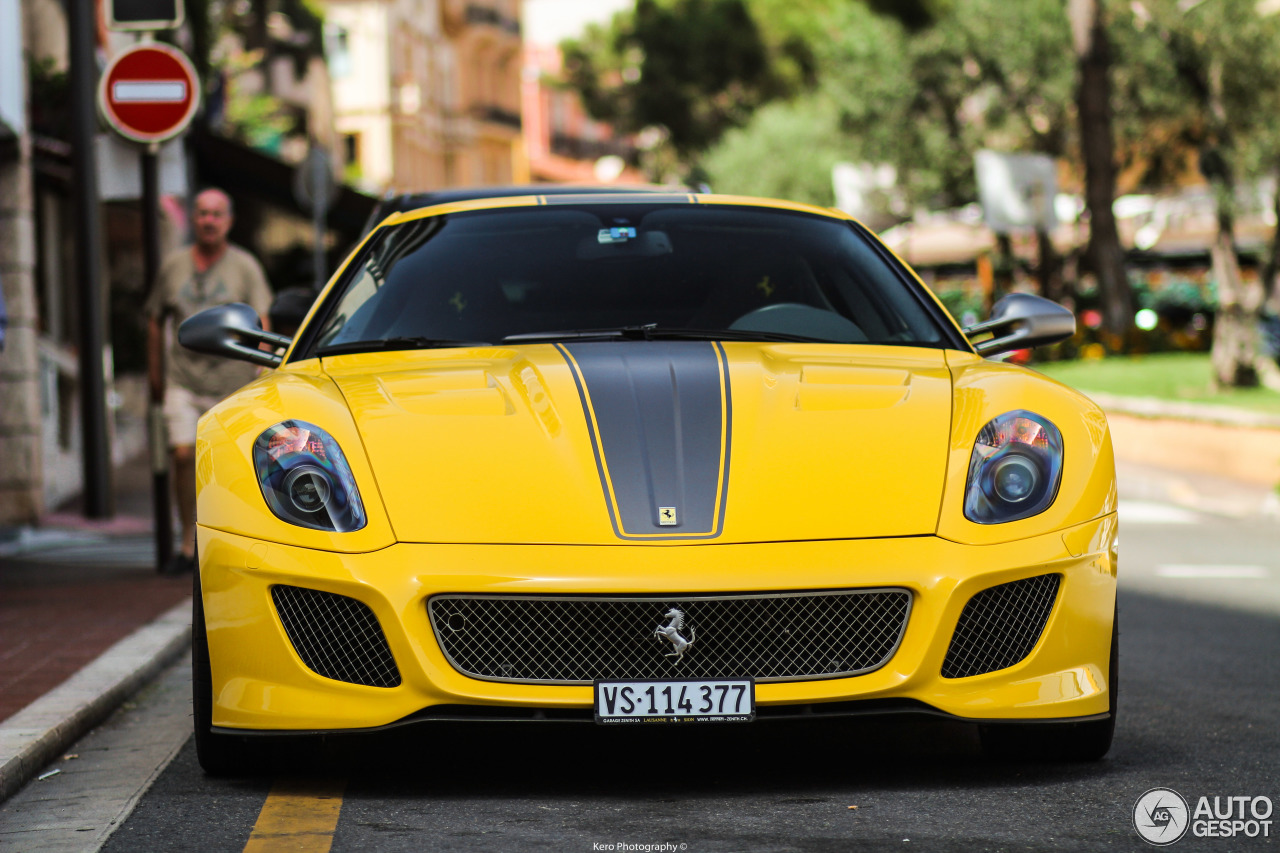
[[0, 136, 43, 524]]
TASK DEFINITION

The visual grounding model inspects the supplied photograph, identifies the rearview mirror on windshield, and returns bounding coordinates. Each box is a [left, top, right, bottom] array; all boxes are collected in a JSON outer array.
[[576, 229, 673, 260]]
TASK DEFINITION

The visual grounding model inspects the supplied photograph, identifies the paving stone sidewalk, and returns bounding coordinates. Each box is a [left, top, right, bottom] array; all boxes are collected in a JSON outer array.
[[0, 457, 189, 724]]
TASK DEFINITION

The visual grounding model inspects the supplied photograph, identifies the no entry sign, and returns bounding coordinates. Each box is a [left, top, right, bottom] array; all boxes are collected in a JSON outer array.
[[99, 43, 199, 144]]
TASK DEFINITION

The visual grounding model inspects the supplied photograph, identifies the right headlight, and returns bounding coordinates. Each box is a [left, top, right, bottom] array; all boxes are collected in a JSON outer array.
[[964, 410, 1063, 524], [252, 420, 367, 532]]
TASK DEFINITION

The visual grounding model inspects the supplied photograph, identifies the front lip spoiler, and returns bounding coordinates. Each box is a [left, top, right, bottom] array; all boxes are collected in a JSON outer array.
[[212, 699, 1111, 737]]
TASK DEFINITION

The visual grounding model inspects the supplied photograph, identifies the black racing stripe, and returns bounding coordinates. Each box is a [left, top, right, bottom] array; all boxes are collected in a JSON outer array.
[[559, 341, 730, 540]]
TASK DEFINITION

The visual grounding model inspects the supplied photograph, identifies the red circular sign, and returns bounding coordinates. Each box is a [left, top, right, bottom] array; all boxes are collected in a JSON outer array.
[[99, 43, 200, 144]]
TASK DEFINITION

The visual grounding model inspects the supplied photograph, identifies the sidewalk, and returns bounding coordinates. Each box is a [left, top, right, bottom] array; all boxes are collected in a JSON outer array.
[[0, 392, 1275, 803], [0, 455, 192, 801]]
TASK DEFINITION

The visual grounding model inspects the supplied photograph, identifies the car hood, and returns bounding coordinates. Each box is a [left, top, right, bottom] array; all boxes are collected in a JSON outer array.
[[324, 342, 954, 544]]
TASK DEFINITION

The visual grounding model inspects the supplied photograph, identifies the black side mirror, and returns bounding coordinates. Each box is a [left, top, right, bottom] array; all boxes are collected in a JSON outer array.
[[962, 293, 1076, 357], [178, 302, 293, 368]]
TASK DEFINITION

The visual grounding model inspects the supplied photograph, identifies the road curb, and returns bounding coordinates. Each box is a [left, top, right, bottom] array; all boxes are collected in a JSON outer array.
[[0, 598, 192, 804], [1089, 391, 1280, 430]]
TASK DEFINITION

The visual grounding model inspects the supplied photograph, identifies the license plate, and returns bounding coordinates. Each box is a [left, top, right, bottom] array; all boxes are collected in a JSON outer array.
[[594, 678, 755, 724]]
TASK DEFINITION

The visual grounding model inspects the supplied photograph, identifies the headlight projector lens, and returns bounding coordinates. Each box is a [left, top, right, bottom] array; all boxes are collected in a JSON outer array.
[[991, 454, 1041, 503], [285, 466, 332, 513]]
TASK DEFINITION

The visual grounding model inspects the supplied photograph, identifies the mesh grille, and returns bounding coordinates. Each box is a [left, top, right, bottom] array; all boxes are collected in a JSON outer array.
[[428, 589, 911, 684], [272, 585, 401, 688], [941, 574, 1061, 679]]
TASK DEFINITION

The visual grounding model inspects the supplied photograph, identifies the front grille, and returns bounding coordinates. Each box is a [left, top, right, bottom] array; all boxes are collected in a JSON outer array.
[[941, 574, 1061, 679], [427, 589, 911, 684], [272, 585, 401, 688]]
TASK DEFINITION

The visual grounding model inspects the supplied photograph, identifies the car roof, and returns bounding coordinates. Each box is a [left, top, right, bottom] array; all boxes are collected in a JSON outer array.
[[361, 184, 694, 235]]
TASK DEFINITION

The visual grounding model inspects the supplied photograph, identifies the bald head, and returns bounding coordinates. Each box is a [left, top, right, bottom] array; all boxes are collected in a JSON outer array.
[[193, 189, 233, 253]]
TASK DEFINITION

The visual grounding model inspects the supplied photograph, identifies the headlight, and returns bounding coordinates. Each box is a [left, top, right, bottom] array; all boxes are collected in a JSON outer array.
[[252, 420, 367, 532], [964, 410, 1063, 524]]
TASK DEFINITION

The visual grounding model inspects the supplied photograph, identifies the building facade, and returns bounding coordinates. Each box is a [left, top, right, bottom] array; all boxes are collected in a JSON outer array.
[[520, 42, 642, 185], [329, 0, 524, 194]]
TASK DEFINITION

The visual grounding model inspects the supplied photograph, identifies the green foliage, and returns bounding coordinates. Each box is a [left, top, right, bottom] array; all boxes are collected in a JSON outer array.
[[832, 0, 1074, 208], [561, 0, 1280, 296], [1034, 352, 1280, 414], [700, 0, 1075, 215], [701, 96, 853, 205], [1111, 0, 1280, 193], [224, 91, 294, 153], [561, 0, 809, 170], [862, 0, 952, 30], [217, 50, 296, 153], [934, 288, 985, 326], [1145, 278, 1216, 315]]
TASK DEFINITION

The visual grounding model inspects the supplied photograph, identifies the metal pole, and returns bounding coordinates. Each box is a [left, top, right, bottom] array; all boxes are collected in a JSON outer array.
[[313, 204, 325, 291], [312, 157, 326, 291], [141, 144, 173, 571], [69, 0, 113, 518]]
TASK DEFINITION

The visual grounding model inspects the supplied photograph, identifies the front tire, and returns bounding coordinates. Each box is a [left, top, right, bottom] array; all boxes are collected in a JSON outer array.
[[980, 606, 1118, 761], [192, 566, 267, 775]]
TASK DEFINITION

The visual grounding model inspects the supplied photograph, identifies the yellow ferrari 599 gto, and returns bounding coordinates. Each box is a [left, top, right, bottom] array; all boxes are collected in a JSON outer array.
[[179, 192, 1117, 774]]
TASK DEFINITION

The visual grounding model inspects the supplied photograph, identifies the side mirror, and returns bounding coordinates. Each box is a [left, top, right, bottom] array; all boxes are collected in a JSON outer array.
[[963, 293, 1075, 357], [178, 302, 293, 368]]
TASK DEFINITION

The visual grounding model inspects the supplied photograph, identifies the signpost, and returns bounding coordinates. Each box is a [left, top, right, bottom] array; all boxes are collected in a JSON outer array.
[[98, 43, 199, 144], [107, 0, 184, 31], [99, 37, 199, 572], [974, 150, 1061, 307], [293, 144, 335, 291], [70, 0, 112, 520]]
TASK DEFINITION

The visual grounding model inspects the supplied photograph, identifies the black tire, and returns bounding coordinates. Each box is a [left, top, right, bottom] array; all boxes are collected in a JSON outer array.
[[192, 566, 268, 775], [980, 605, 1118, 762]]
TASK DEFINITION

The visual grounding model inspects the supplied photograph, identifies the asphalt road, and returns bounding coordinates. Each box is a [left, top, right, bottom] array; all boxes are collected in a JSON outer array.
[[8, 499, 1280, 853]]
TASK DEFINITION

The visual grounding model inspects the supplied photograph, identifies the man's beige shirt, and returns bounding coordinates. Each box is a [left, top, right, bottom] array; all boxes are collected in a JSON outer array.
[[146, 244, 273, 398]]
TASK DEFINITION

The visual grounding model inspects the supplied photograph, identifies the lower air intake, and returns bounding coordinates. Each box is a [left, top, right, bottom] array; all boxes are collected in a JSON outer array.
[[271, 585, 401, 688], [941, 574, 1061, 679]]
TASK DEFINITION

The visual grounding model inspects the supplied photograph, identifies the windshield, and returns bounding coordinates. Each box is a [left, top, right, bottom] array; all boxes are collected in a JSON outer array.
[[300, 203, 951, 357]]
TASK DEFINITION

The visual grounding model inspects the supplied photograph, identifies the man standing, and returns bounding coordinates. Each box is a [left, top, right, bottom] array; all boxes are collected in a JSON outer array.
[[146, 188, 272, 574]]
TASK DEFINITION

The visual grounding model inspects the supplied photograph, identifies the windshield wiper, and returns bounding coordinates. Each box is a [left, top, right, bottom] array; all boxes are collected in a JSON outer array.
[[501, 325, 659, 343], [641, 328, 832, 343], [501, 326, 831, 345], [316, 336, 488, 356]]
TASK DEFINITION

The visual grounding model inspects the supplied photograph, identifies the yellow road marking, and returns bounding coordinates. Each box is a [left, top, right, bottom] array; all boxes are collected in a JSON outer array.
[[243, 778, 345, 853]]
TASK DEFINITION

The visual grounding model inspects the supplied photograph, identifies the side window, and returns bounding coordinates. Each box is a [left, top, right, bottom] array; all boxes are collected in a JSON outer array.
[[314, 265, 381, 346]]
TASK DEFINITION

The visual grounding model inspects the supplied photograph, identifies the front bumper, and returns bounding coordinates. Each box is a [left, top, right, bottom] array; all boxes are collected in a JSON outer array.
[[198, 514, 1117, 732]]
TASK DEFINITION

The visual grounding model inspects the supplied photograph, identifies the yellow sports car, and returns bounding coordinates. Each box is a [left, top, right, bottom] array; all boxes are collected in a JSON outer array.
[[180, 193, 1117, 774]]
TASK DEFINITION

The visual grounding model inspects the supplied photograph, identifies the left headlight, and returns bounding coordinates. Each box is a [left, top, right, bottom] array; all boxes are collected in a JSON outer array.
[[253, 420, 367, 532], [964, 410, 1063, 524]]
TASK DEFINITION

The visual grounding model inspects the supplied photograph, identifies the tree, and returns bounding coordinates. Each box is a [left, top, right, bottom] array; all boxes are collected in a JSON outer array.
[[861, 0, 952, 31], [1122, 0, 1280, 388], [1068, 0, 1134, 338], [560, 0, 810, 177], [712, 0, 1076, 214], [702, 96, 857, 205]]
